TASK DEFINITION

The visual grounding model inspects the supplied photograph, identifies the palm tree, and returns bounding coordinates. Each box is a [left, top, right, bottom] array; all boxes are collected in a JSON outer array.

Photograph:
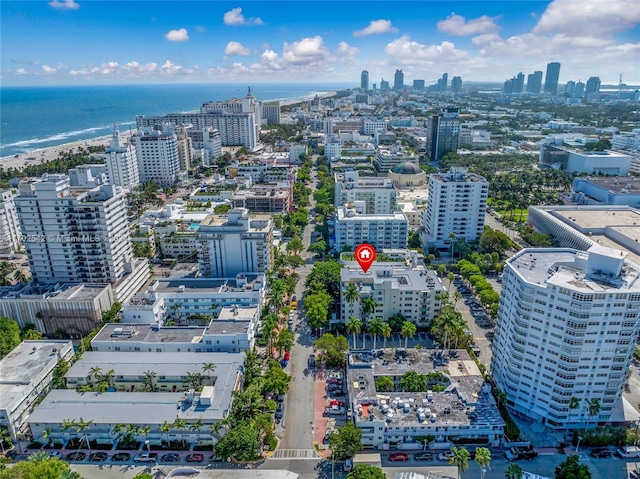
[[172, 417, 188, 448], [505, 462, 523, 479], [343, 283, 360, 314], [142, 370, 157, 392], [201, 362, 216, 386], [568, 396, 580, 428], [449, 446, 470, 479], [40, 427, 53, 447], [185, 372, 204, 391], [0, 428, 11, 454], [475, 447, 491, 479], [104, 369, 115, 389], [159, 420, 172, 446], [111, 424, 127, 447], [368, 317, 384, 350], [401, 321, 417, 350], [189, 420, 204, 446], [588, 398, 601, 427], [346, 316, 362, 349], [381, 322, 392, 349], [360, 297, 377, 323], [88, 366, 103, 385], [27, 451, 51, 463], [495, 389, 507, 408], [22, 329, 43, 340], [76, 417, 93, 453], [447, 272, 455, 292], [61, 419, 77, 446], [453, 291, 462, 304], [138, 426, 150, 450], [209, 421, 225, 447], [449, 232, 457, 258]]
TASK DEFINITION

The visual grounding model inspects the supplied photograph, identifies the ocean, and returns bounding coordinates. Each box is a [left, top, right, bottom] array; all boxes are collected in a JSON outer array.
[[0, 82, 352, 158]]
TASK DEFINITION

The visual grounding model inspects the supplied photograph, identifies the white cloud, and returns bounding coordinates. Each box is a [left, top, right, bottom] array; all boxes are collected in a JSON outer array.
[[385, 35, 470, 64], [223, 7, 263, 26], [16, 68, 26, 75], [165, 28, 189, 42], [437, 13, 499, 36], [533, 0, 640, 36], [225, 41, 250, 56], [282, 36, 332, 65], [194, 26, 206, 33], [48, 0, 79, 10], [41, 65, 57, 74], [335, 41, 360, 58], [353, 20, 397, 37]]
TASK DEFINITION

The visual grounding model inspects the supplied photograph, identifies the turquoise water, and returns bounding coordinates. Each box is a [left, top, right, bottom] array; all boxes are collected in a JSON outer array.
[[188, 223, 199, 231], [0, 82, 352, 157]]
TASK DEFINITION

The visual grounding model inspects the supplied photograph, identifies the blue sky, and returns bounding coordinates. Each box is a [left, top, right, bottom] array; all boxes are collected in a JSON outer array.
[[1, 0, 639, 86]]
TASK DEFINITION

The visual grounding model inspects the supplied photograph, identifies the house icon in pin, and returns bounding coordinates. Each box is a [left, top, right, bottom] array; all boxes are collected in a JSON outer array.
[[360, 249, 371, 259]]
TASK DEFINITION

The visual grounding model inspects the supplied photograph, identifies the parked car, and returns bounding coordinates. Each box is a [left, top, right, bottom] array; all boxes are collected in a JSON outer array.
[[134, 452, 158, 462], [281, 359, 288, 367], [89, 452, 109, 462], [112, 452, 131, 462], [185, 453, 204, 463], [438, 451, 454, 461], [515, 446, 538, 460], [48, 451, 62, 459], [284, 351, 290, 360], [275, 410, 284, 419], [414, 452, 433, 461], [590, 448, 611, 458], [327, 378, 343, 385], [389, 453, 409, 462], [66, 452, 87, 461], [325, 406, 345, 415], [161, 453, 181, 462], [308, 354, 316, 369]]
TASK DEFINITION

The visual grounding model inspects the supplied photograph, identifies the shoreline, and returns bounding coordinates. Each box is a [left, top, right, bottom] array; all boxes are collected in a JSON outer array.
[[0, 90, 337, 171]]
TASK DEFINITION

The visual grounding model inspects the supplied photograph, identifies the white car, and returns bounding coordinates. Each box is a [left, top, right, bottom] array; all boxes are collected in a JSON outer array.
[[48, 451, 63, 459], [134, 452, 158, 462], [438, 451, 454, 461]]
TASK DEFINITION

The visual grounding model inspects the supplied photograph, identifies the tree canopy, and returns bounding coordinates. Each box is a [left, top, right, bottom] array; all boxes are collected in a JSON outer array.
[[554, 455, 592, 479], [214, 420, 260, 461], [314, 333, 348, 367], [347, 464, 387, 479], [329, 422, 363, 460], [0, 456, 76, 479], [0, 316, 21, 358]]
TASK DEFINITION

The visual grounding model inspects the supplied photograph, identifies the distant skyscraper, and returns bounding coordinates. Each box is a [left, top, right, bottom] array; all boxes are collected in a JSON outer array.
[[394, 69, 404, 90], [544, 62, 561, 96], [428, 108, 459, 162], [585, 76, 601, 97], [412, 79, 425, 90], [451, 76, 462, 93], [438, 73, 448, 92], [574, 81, 585, 99], [103, 126, 140, 189], [503, 79, 513, 95], [380, 79, 390, 91], [361, 70, 369, 91], [565, 81, 576, 97], [526, 71, 543, 94], [514, 72, 525, 93]]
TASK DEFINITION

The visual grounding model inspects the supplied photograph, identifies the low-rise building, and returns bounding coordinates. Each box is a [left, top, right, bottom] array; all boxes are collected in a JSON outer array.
[[0, 283, 114, 337], [374, 146, 418, 174], [571, 177, 640, 207], [340, 253, 444, 327], [539, 145, 631, 175], [0, 340, 74, 441], [347, 349, 504, 449], [231, 187, 290, 213], [612, 129, 640, 151]]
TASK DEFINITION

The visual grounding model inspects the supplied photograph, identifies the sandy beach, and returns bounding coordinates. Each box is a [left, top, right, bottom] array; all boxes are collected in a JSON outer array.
[[0, 131, 135, 171]]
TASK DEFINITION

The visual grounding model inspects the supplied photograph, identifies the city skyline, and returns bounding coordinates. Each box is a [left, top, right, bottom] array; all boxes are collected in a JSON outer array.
[[1, 0, 639, 86]]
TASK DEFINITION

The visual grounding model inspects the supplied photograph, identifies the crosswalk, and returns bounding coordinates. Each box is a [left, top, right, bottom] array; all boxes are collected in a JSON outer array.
[[270, 449, 318, 459]]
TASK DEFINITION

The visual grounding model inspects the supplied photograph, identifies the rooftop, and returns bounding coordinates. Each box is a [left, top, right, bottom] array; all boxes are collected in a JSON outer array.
[[0, 341, 73, 413], [579, 176, 640, 195], [341, 263, 444, 293], [92, 323, 206, 344], [0, 283, 110, 301], [554, 207, 640, 230]]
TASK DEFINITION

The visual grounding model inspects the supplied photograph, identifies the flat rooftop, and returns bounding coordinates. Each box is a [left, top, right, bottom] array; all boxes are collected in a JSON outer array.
[[0, 340, 73, 413], [153, 275, 263, 294], [0, 283, 109, 301], [65, 351, 242, 381], [92, 323, 205, 344], [553, 208, 640, 230], [582, 177, 640, 195], [341, 263, 444, 293], [29, 389, 233, 424]]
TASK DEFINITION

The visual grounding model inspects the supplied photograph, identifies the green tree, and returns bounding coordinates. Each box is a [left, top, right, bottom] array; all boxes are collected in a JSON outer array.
[[400, 321, 416, 349], [374, 376, 394, 392], [347, 464, 387, 479], [587, 398, 601, 426], [314, 333, 349, 368], [475, 447, 491, 478], [449, 446, 470, 479], [0, 456, 71, 479], [305, 261, 342, 298], [505, 463, 523, 479], [343, 283, 360, 308], [0, 316, 21, 357], [400, 371, 428, 392], [380, 322, 392, 349], [201, 362, 216, 386], [286, 237, 304, 256], [360, 297, 377, 323], [133, 474, 153, 479], [275, 328, 294, 356], [568, 397, 580, 427], [262, 360, 291, 395], [328, 422, 362, 460], [214, 420, 260, 461], [346, 316, 362, 349], [554, 455, 592, 479], [368, 317, 385, 350]]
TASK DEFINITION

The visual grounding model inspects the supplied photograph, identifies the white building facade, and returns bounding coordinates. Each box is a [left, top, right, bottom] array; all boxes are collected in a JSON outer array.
[[197, 208, 273, 278], [422, 168, 489, 250], [135, 125, 181, 187], [334, 171, 397, 215], [333, 203, 408, 252], [491, 246, 640, 428], [102, 127, 140, 189], [0, 190, 22, 257]]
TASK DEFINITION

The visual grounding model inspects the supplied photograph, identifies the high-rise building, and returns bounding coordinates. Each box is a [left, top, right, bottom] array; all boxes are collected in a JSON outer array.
[[428, 108, 460, 162], [0, 190, 22, 257], [585, 76, 601, 97], [491, 246, 640, 428], [451, 76, 462, 93], [412, 79, 425, 90], [134, 124, 181, 187], [361, 70, 369, 90], [503, 79, 514, 95], [333, 203, 408, 252], [544, 62, 561, 96], [15, 175, 134, 285], [197, 208, 273, 278], [334, 171, 397, 215], [380, 79, 390, 91], [527, 71, 543, 93], [438, 73, 448, 92], [514, 72, 525, 93], [261, 102, 281, 125], [421, 167, 488, 249], [394, 69, 404, 90], [565, 81, 576, 97], [102, 126, 140, 189], [574, 81, 585, 99]]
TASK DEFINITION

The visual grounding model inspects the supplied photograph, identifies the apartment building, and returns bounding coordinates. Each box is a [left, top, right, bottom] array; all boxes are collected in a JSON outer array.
[[334, 171, 397, 215], [0, 190, 21, 257], [333, 203, 408, 252], [374, 145, 418, 174], [422, 168, 488, 250], [102, 127, 140, 189], [197, 208, 273, 277], [230, 187, 290, 213], [491, 246, 640, 428], [134, 125, 181, 187]]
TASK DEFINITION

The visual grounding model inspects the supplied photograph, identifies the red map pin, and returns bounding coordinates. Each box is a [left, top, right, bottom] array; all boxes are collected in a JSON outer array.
[[355, 243, 376, 273]]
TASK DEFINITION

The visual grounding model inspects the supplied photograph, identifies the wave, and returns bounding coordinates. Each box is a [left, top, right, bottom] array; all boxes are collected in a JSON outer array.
[[1, 122, 135, 150]]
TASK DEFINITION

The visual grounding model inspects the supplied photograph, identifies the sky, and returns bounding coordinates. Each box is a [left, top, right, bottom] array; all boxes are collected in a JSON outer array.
[[1, 0, 639, 87]]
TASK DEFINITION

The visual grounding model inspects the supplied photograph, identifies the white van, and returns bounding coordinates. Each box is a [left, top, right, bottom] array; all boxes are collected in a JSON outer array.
[[616, 446, 640, 458]]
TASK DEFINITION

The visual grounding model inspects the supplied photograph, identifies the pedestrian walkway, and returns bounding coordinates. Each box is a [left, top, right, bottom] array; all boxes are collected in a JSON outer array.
[[270, 449, 318, 459]]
